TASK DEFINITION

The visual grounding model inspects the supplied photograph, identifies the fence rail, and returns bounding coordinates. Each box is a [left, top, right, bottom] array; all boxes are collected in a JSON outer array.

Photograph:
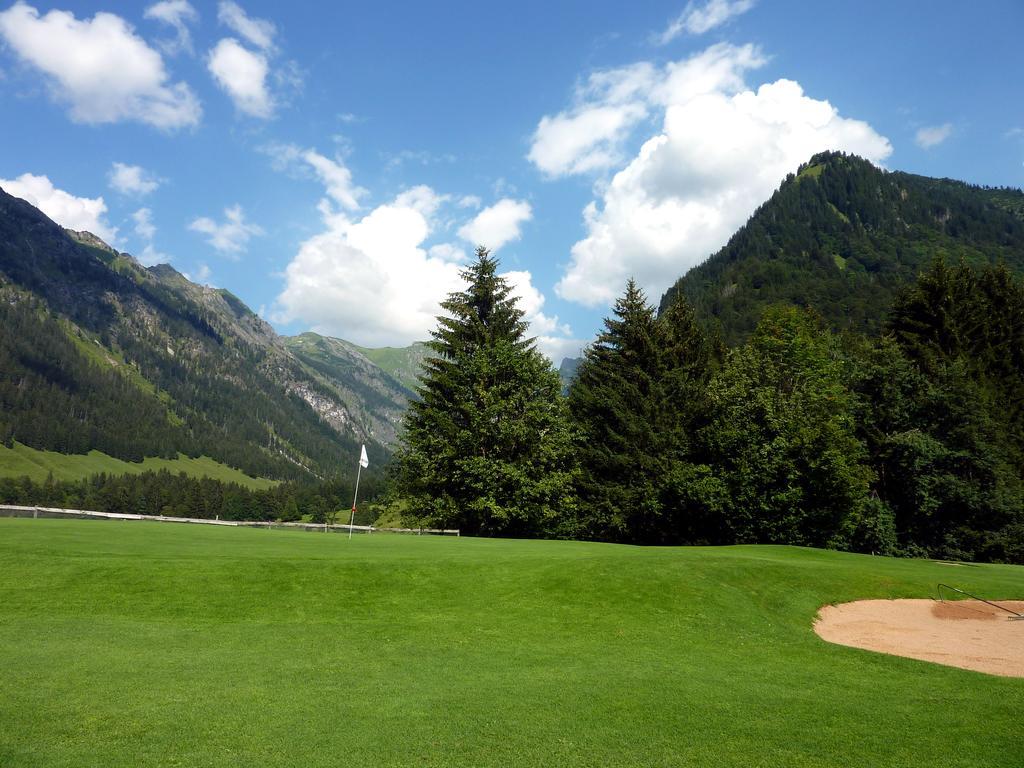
[[0, 505, 459, 536]]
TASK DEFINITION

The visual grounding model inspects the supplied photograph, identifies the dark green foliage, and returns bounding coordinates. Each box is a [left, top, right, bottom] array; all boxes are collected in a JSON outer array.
[[702, 306, 873, 548], [661, 152, 1024, 345], [567, 283, 714, 544], [395, 248, 577, 537], [845, 258, 1024, 562]]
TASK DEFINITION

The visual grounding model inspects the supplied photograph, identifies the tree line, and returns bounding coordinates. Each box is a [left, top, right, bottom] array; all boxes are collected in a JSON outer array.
[[393, 249, 1024, 564], [0, 470, 381, 526]]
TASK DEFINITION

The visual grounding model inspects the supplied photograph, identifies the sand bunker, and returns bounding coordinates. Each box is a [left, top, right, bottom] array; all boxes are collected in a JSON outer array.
[[815, 599, 1024, 677]]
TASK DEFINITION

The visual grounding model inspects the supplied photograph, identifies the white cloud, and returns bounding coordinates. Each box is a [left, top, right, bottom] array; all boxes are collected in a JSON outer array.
[[655, 0, 755, 44], [144, 0, 198, 55], [428, 243, 468, 263], [528, 62, 656, 177], [915, 123, 953, 149], [132, 207, 157, 240], [303, 149, 366, 210], [138, 243, 170, 266], [275, 191, 465, 347], [458, 195, 482, 209], [275, 195, 572, 351], [189, 204, 263, 256], [217, 1, 275, 52], [109, 162, 161, 196], [457, 198, 532, 251], [0, 3, 200, 129], [130, 207, 172, 265], [503, 270, 571, 338], [273, 152, 570, 351], [543, 43, 891, 307], [261, 142, 367, 211], [503, 270, 580, 363], [207, 37, 272, 118], [528, 45, 765, 178], [0, 172, 117, 242]]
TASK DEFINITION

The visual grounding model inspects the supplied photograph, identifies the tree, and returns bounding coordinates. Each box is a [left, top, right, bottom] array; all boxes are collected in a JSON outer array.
[[702, 306, 874, 548], [567, 283, 718, 544], [567, 280, 663, 541], [394, 248, 576, 537]]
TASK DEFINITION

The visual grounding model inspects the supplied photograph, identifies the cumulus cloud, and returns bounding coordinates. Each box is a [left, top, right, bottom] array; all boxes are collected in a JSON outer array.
[[275, 191, 465, 347], [0, 3, 200, 129], [206, 3, 290, 118], [138, 243, 171, 266], [528, 63, 656, 177], [538, 43, 891, 307], [528, 45, 765, 178], [189, 204, 263, 256], [428, 243, 468, 263], [502, 270, 581, 363], [217, 1, 275, 52], [0, 172, 117, 242], [274, 174, 570, 350], [109, 162, 162, 196], [132, 207, 157, 240], [144, 0, 198, 55], [655, 0, 755, 44], [276, 203, 571, 351], [207, 37, 272, 117], [457, 198, 532, 251], [915, 122, 953, 149]]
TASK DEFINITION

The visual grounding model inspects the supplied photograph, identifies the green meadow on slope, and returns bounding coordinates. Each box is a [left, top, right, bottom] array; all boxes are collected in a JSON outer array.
[[1, 519, 1021, 767], [0, 442, 276, 490]]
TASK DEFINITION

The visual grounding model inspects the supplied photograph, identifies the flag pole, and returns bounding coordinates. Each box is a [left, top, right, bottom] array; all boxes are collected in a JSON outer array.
[[349, 445, 368, 540], [348, 463, 361, 540]]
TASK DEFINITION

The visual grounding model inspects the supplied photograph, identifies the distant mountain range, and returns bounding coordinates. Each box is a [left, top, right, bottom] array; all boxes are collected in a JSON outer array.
[[659, 151, 1024, 344], [0, 186, 420, 482]]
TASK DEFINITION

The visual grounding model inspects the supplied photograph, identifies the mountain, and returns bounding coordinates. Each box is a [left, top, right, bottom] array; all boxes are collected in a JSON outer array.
[[283, 333, 412, 446], [347, 341, 431, 393], [558, 356, 581, 392], [0, 186, 407, 482], [659, 152, 1024, 345]]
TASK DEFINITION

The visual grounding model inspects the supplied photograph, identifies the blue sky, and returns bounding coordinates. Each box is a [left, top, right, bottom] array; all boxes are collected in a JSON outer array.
[[1, 0, 1022, 360]]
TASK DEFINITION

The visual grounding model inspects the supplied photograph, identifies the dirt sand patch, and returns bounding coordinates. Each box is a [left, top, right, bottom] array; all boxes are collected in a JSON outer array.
[[815, 599, 1024, 677]]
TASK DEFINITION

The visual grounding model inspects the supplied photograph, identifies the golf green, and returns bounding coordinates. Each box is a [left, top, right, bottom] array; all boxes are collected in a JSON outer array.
[[1, 519, 1021, 767]]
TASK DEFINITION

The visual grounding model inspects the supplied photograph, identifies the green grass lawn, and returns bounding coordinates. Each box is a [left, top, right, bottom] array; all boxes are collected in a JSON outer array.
[[0, 442, 277, 490], [0, 520, 1021, 767]]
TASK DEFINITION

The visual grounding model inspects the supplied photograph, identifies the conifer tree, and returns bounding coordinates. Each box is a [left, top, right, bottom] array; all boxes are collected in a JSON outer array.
[[395, 247, 576, 537], [567, 280, 665, 542]]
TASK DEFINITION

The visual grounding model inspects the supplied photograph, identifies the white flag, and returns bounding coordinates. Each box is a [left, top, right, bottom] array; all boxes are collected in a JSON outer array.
[[359, 444, 369, 469]]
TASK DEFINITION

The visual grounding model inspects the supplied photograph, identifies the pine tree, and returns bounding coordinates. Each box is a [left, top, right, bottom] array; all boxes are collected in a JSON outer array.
[[567, 280, 664, 542], [395, 248, 576, 537]]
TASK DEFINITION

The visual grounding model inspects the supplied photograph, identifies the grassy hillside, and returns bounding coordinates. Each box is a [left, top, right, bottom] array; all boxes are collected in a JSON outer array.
[[351, 340, 430, 392], [0, 520, 1020, 767], [0, 442, 276, 490]]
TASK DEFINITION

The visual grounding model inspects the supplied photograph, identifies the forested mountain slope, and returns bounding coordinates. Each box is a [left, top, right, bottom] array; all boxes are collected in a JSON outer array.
[[660, 152, 1024, 344], [0, 187, 404, 481]]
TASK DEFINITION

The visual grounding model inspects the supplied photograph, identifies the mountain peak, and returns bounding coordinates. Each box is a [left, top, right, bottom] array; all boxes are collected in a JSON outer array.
[[660, 153, 1024, 344]]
